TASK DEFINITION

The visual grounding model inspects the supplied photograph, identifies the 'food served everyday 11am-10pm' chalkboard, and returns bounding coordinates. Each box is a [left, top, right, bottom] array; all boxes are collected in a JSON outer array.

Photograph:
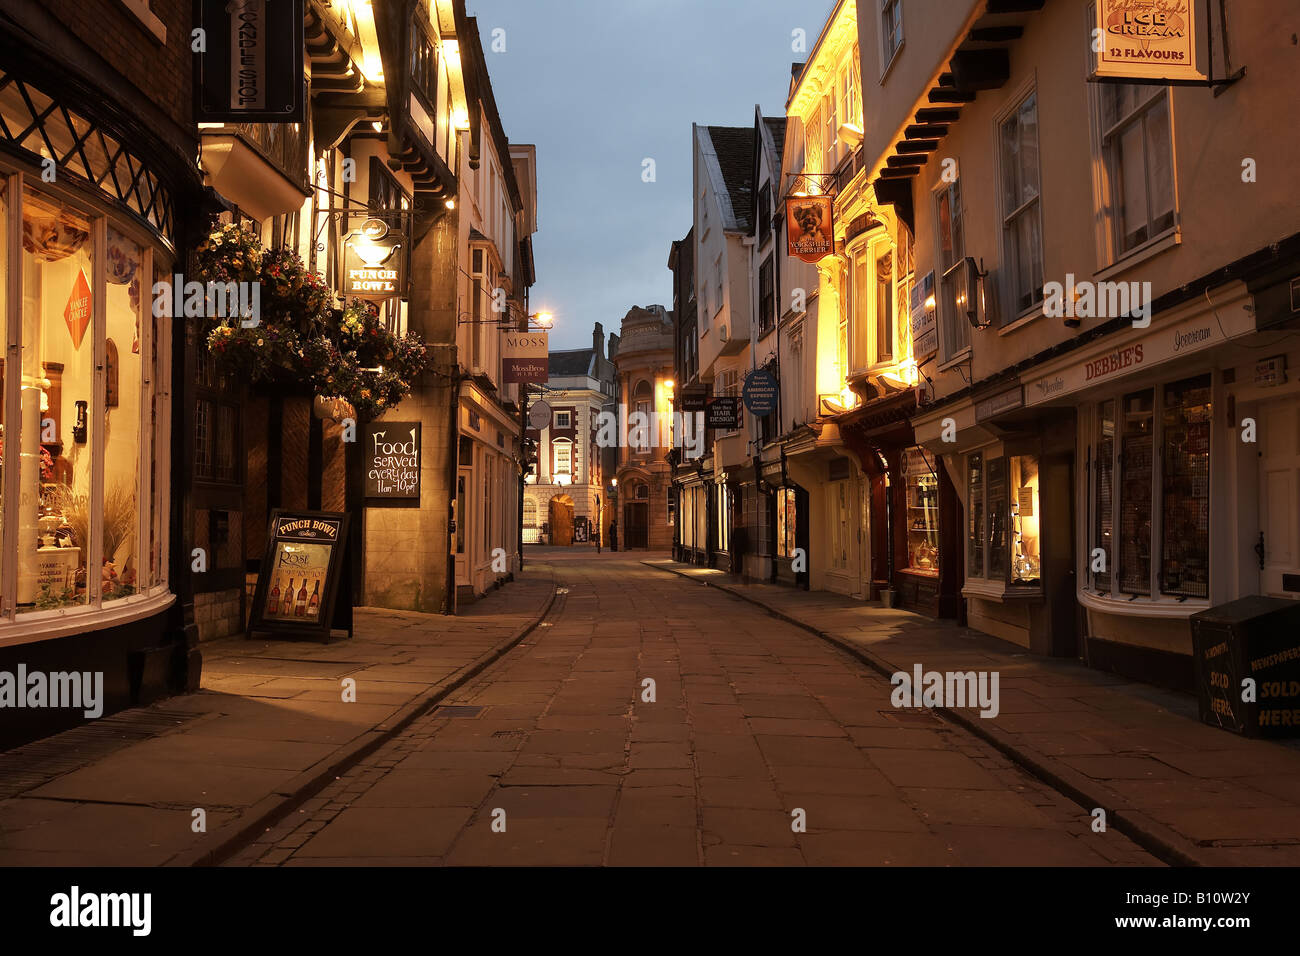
[[364, 421, 421, 504], [248, 510, 351, 640]]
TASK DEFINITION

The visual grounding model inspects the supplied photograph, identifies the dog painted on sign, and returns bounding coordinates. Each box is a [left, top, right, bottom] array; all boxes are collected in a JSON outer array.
[[792, 202, 827, 247]]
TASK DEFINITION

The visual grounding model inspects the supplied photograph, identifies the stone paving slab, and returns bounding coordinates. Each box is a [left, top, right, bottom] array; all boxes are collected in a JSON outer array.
[[647, 559, 1300, 866], [240, 556, 1155, 867], [0, 567, 556, 867]]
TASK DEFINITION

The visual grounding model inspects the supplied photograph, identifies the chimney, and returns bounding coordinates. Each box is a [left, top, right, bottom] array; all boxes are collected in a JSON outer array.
[[593, 321, 604, 358], [608, 332, 620, 359]]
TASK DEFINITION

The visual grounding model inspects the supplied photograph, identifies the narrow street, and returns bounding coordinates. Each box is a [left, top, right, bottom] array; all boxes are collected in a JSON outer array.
[[233, 553, 1156, 866]]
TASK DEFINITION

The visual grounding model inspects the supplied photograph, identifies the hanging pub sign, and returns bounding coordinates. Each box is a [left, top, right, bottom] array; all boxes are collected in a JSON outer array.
[[364, 422, 421, 502], [249, 511, 351, 640], [503, 331, 549, 384], [343, 219, 405, 300], [193, 0, 305, 123], [1092, 0, 1208, 83], [786, 194, 835, 263]]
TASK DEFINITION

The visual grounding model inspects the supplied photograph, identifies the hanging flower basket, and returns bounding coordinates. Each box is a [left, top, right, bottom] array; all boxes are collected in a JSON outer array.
[[193, 225, 434, 421]]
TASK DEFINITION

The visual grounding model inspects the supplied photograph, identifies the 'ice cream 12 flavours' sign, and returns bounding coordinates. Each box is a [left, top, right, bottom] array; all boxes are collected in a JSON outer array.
[[248, 510, 351, 639], [1093, 0, 1207, 83], [364, 422, 421, 502]]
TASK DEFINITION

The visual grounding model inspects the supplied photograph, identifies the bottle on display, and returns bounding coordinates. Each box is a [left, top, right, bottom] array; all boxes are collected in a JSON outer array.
[[295, 579, 309, 616], [307, 580, 320, 618], [268, 577, 282, 615], [281, 580, 293, 616]]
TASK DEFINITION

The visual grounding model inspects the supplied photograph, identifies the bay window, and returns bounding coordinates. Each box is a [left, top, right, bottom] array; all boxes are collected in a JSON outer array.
[[1088, 374, 1211, 600], [1, 171, 171, 628]]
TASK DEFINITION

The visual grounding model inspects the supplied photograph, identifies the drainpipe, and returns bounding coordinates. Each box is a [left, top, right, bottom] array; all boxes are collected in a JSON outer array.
[[446, 366, 466, 615]]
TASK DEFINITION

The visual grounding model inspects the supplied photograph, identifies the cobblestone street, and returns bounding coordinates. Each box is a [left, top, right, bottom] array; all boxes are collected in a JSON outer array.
[[234, 554, 1157, 866]]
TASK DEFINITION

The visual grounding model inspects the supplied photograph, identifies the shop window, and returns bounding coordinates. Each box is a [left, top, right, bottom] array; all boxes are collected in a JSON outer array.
[[830, 479, 850, 570], [1160, 376, 1211, 598], [1119, 389, 1154, 595], [716, 484, 732, 552], [776, 486, 798, 558], [1010, 455, 1041, 585], [967, 452, 984, 577], [965, 449, 1038, 590], [1094, 400, 1115, 591], [10, 184, 163, 617], [904, 446, 939, 575], [1090, 376, 1211, 601], [999, 88, 1044, 319]]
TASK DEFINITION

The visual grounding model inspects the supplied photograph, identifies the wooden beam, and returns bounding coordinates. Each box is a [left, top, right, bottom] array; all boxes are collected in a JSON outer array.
[[897, 139, 940, 153], [905, 124, 949, 139], [967, 25, 1023, 42], [949, 49, 1011, 91], [915, 107, 961, 124], [878, 167, 920, 178], [888, 153, 927, 167], [984, 0, 1045, 12], [929, 88, 976, 103]]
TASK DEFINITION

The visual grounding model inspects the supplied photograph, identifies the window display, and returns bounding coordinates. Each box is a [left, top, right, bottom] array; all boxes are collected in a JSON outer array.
[[1010, 454, 1040, 585], [1090, 376, 1213, 602], [1160, 375, 1211, 598], [1095, 400, 1115, 591], [776, 486, 797, 558], [967, 452, 984, 577], [0, 165, 169, 632], [903, 446, 938, 574], [1119, 389, 1154, 595]]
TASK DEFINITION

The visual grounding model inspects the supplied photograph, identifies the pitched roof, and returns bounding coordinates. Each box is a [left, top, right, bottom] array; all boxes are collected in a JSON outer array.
[[703, 126, 755, 233], [548, 348, 593, 377], [764, 117, 787, 160]]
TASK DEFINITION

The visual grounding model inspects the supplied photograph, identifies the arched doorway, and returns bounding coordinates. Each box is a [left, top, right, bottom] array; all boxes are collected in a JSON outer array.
[[549, 494, 575, 546]]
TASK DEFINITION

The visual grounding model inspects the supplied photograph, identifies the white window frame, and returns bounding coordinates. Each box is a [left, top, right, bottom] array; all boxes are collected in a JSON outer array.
[[1084, 3, 1180, 271], [553, 438, 572, 477], [996, 81, 1045, 325], [0, 167, 174, 639], [934, 177, 970, 366], [553, 409, 571, 429], [878, 0, 904, 79]]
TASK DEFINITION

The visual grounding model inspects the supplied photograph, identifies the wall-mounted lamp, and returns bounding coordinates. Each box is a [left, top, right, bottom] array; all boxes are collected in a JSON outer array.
[[958, 256, 994, 330]]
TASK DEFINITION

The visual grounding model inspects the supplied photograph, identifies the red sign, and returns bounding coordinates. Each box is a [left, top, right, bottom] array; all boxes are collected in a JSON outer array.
[[786, 195, 834, 263], [64, 268, 91, 350]]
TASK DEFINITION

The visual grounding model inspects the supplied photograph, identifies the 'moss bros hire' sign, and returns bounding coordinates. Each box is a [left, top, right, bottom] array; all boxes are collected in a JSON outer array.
[[503, 331, 549, 384], [1093, 0, 1208, 83], [193, 0, 305, 123], [364, 422, 421, 502]]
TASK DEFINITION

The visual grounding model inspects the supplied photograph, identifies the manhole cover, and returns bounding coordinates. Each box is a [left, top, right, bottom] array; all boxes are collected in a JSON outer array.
[[434, 705, 486, 718]]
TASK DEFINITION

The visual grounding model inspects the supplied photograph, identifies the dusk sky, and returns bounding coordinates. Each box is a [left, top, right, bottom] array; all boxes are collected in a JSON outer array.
[[470, 0, 834, 351]]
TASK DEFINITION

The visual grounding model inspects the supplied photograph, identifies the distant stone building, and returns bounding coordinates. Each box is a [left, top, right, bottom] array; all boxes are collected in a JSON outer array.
[[612, 305, 676, 550], [524, 324, 617, 545]]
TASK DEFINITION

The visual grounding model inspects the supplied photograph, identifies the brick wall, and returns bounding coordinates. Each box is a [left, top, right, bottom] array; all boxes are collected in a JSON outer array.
[[47, 0, 192, 129]]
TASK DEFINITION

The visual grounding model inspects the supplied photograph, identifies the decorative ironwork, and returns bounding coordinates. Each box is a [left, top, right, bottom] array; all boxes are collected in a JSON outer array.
[[0, 70, 175, 245]]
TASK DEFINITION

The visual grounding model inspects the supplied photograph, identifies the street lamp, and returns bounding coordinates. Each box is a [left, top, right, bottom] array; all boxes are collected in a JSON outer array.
[[531, 311, 553, 330]]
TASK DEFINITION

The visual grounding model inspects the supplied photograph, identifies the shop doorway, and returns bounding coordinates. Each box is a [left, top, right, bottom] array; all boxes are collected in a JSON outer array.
[[455, 467, 471, 586], [549, 495, 575, 546], [1259, 397, 1300, 598], [624, 502, 649, 549]]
